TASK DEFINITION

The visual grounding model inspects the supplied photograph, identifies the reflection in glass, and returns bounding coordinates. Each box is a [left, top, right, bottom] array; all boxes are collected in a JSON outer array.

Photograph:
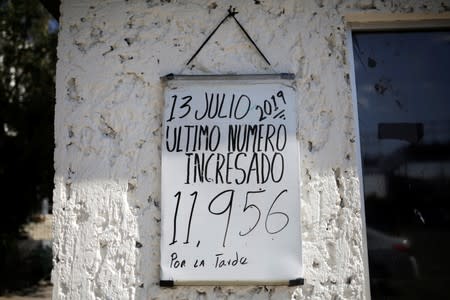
[[353, 31, 450, 299]]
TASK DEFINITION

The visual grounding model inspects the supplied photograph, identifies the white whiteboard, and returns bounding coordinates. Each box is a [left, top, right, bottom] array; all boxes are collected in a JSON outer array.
[[160, 75, 302, 285]]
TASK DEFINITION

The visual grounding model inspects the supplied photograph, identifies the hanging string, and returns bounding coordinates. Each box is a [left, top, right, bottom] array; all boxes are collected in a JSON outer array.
[[229, 10, 271, 66], [186, 6, 271, 66]]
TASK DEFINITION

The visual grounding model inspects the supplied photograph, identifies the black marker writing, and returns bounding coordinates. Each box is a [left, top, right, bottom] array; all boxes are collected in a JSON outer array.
[[167, 95, 192, 122], [194, 93, 251, 120], [214, 252, 248, 268], [255, 90, 287, 121], [208, 189, 234, 247], [228, 124, 287, 153], [165, 125, 221, 153], [184, 152, 285, 185], [169, 191, 198, 246], [168, 190, 290, 248]]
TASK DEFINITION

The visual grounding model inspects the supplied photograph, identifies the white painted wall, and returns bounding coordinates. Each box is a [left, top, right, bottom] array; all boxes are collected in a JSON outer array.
[[53, 1, 448, 299]]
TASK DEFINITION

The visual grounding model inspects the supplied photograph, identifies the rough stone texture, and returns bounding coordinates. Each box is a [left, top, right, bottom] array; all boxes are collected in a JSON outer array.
[[53, 0, 449, 299]]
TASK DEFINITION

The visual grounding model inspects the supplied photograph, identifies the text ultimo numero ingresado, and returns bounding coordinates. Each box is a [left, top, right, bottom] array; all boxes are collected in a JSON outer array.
[[165, 123, 287, 184]]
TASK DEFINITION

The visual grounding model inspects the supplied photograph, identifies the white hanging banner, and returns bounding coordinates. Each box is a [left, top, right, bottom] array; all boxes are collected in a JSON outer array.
[[160, 74, 302, 286]]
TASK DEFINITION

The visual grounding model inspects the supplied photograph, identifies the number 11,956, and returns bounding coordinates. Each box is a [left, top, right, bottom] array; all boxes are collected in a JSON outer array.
[[168, 189, 290, 248]]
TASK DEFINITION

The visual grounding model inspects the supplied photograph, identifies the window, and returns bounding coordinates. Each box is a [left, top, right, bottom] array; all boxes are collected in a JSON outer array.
[[352, 30, 450, 299]]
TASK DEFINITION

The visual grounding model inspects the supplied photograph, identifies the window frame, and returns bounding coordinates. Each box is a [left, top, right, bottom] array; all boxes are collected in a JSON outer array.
[[345, 12, 450, 299]]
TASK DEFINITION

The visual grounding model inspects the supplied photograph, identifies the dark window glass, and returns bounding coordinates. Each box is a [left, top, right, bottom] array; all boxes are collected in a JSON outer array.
[[353, 31, 450, 299]]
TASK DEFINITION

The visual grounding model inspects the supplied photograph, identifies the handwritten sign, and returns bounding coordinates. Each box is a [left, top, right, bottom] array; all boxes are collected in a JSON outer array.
[[160, 75, 302, 285]]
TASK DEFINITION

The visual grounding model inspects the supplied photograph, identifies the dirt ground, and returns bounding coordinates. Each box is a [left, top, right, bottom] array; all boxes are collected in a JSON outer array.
[[0, 283, 51, 300]]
